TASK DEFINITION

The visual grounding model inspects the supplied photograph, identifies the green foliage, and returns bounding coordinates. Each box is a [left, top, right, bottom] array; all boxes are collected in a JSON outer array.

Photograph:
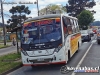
[[66, 0, 96, 17], [0, 53, 21, 60], [39, 4, 66, 15], [7, 5, 31, 31], [78, 10, 94, 30], [0, 53, 21, 74]]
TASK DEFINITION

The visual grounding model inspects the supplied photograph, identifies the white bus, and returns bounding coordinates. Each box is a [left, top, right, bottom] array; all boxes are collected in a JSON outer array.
[[20, 14, 82, 66]]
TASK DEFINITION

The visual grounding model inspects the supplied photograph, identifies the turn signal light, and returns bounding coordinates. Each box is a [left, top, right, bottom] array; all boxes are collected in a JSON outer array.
[[56, 18, 60, 22]]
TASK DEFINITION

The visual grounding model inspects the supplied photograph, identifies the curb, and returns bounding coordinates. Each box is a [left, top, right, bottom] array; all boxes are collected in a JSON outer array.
[[0, 64, 23, 75]]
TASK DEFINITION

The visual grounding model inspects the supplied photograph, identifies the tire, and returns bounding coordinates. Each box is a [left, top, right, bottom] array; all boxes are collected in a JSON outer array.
[[88, 37, 91, 42], [31, 65, 38, 69], [76, 43, 79, 53], [68, 51, 70, 61], [89, 37, 91, 41], [81, 40, 83, 43], [97, 41, 100, 44]]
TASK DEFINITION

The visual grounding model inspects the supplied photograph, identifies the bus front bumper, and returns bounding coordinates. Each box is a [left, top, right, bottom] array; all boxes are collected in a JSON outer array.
[[23, 61, 66, 66], [22, 51, 66, 65]]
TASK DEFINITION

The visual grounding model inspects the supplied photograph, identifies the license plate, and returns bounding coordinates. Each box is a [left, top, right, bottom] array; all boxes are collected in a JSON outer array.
[[37, 58, 44, 61]]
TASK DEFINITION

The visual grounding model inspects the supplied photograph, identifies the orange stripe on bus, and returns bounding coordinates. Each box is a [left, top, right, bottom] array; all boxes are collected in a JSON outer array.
[[71, 33, 81, 40]]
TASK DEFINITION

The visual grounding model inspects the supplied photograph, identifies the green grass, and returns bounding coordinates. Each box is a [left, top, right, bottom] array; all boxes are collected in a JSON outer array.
[[0, 44, 11, 49], [0, 40, 12, 43], [0, 40, 3, 43], [0, 53, 22, 74], [0, 40, 20, 43]]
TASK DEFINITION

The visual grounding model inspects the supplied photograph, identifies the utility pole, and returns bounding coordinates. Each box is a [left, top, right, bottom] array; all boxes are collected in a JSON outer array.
[[37, 0, 39, 16], [1, 0, 6, 45], [34, 0, 39, 16]]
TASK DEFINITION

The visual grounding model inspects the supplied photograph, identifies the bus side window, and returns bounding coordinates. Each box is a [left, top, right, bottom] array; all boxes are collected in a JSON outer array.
[[75, 20, 79, 32], [70, 19, 76, 33], [73, 19, 77, 32], [62, 16, 73, 35], [67, 18, 73, 34]]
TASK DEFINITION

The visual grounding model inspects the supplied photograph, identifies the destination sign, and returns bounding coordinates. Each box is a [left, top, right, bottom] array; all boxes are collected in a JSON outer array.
[[23, 19, 54, 27], [35, 20, 53, 26]]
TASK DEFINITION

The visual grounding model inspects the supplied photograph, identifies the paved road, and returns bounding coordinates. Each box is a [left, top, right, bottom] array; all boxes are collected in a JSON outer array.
[[7, 35, 99, 75], [76, 40, 100, 75], [0, 42, 20, 56]]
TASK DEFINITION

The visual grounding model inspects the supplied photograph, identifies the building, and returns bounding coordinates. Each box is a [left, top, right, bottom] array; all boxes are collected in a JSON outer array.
[[0, 22, 20, 41]]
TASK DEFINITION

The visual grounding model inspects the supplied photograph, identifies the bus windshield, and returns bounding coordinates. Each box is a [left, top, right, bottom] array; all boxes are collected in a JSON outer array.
[[21, 18, 62, 50]]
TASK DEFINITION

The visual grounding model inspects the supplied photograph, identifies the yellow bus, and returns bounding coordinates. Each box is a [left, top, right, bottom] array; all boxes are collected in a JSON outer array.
[[20, 14, 82, 66]]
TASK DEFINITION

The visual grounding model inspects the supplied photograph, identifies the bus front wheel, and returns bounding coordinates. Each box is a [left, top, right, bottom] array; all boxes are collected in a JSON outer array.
[[68, 50, 70, 61]]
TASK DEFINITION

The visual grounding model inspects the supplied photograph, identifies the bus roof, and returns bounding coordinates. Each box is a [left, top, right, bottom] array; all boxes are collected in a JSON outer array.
[[24, 14, 77, 23]]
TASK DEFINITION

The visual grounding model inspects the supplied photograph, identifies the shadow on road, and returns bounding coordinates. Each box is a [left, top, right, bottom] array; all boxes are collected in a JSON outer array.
[[30, 64, 65, 71]]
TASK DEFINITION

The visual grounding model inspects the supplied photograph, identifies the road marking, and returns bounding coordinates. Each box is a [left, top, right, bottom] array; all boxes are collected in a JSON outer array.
[[91, 40, 97, 43], [71, 43, 93, 75]]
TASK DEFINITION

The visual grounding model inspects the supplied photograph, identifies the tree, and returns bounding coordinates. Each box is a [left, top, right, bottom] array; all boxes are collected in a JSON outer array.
[[78, 10, 94, 30], [66, 0, 96, 17], [39, 4, 66, 15], [0, 28, 3, 36], [7, 5, 31, 30], [6, 5, 31, 53]]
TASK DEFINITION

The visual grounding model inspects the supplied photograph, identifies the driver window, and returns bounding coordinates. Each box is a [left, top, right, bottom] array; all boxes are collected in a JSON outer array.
[[62, 16, 68, 38]]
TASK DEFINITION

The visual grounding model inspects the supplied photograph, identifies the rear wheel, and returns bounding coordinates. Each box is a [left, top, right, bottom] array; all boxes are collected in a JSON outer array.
[[76, 43, 79, 53], [88, 36, 91, 42], [89, 37, 91, 41]]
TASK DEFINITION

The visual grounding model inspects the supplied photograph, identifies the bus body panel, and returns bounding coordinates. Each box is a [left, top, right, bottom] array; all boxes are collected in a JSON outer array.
[[63, 35, 71, 61], [70, 33, 81, 56]]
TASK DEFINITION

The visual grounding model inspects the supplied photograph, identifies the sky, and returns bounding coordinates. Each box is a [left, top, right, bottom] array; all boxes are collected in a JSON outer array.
[[0, 0, 100, 24]]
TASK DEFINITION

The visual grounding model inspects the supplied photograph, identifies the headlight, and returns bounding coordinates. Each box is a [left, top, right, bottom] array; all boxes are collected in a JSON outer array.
[[21, 48, 28, 56], [54, 44, 62, 53]]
